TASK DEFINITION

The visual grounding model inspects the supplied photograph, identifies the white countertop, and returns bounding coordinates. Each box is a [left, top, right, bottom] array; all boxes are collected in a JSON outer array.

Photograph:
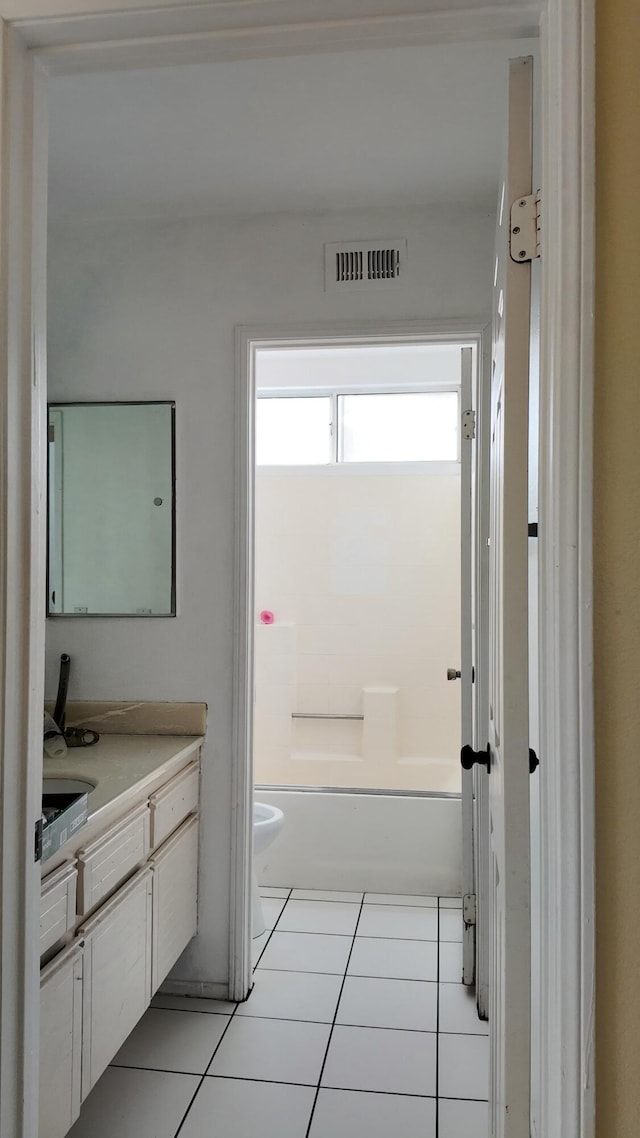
[[42, 733, 203, 873]]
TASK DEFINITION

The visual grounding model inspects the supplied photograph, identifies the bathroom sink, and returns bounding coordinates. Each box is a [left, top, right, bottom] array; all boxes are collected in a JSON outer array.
[[43, 777, 96, 796]]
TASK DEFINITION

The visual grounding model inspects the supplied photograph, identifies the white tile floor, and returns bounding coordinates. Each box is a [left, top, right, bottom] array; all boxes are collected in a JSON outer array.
[[68, 888, 488, 1138]]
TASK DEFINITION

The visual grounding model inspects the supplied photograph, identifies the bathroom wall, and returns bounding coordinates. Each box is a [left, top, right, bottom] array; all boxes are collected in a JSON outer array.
[[254, 466, 461, 792], [46, 202, 494, 989]]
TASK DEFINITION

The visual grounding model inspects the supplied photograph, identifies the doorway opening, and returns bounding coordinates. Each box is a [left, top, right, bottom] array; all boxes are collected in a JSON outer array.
[[253, 340, 467, 796], [244, 327, 482, 897]]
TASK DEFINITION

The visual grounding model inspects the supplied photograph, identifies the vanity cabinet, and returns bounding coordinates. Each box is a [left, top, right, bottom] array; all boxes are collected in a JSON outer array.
[[80, 866, 153, 1098], [39, 747, 201, 1137], [40, 941, 83, 1138], [151, 814, 199, 990]]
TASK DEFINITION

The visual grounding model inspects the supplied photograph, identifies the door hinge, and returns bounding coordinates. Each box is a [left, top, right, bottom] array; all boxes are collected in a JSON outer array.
[[510, 192, 541, 262], [34, 817, 43, 863], [463, 893, 477, 928], [48, 423, 55, 443], [462, 409, 476, 440]]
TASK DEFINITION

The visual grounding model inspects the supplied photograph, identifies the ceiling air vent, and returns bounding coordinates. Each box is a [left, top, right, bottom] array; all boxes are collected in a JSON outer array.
[[324, 239, 407, 292]]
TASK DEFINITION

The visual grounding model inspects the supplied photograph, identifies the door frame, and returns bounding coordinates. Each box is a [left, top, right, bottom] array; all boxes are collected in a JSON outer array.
[[235, 319, 486, 997], [0, 4, 594, 1137], [537, 3, 595, 1133]]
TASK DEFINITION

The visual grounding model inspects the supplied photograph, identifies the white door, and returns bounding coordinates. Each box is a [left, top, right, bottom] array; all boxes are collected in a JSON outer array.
[[488, 55, 534, 1135], [472, 331, 492, 1018], [458, 331, 493, 1002]]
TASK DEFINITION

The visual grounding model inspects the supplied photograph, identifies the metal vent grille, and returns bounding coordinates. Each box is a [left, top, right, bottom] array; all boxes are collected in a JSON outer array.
[[325, 239, 407, 291]]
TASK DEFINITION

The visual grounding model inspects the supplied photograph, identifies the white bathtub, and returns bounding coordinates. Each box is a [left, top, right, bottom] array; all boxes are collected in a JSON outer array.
[[254, 787, 462, 896]]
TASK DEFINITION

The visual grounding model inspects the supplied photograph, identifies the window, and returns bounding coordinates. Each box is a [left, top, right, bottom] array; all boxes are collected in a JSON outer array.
[[256, 397, 332, 466], [339, 391, 458, 462], [256, 390, 459, 466]]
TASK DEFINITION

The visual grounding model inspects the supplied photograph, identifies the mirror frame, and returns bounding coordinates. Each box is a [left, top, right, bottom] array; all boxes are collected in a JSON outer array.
[[46, 400, 177, 618]]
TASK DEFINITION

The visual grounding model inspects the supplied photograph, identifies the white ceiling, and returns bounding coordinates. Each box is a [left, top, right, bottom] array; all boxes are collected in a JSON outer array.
[[48, 37, 536, 220]]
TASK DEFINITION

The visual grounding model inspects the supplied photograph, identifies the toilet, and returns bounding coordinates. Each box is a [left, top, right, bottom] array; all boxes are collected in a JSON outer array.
[[252, 802, 285, 937]]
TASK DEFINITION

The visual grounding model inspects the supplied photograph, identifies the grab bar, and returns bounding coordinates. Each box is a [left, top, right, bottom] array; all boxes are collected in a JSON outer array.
[[292, 712, 364, 721]]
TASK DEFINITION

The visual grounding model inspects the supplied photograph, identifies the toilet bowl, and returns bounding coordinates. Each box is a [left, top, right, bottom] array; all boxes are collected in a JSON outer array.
[[252, 802, 284, 937]]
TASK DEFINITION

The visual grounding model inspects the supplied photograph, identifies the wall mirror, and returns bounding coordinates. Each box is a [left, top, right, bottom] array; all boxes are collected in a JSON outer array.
[[47, 401, 176, 617]]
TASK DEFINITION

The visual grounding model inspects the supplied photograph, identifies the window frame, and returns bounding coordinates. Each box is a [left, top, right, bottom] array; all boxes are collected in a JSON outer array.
[[256, 384, 461, 469]]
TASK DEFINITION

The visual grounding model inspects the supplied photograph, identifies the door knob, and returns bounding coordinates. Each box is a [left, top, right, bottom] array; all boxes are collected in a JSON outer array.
[[447, 668, 462, 681], [461, 743, 491, 773]]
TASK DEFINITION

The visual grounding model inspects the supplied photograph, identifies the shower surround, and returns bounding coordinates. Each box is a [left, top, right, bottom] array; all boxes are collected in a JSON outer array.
[[253, 467, 461, 794]]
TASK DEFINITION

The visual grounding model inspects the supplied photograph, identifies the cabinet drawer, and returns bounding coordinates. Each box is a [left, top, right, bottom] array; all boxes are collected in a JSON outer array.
[[40, 861, 77, 957], [150, 761, 199, 849], [77, 803, 150, 916], [79, 866, 153, 1099], [151, 814, 199, 992], [40, 939, 83, 1138]]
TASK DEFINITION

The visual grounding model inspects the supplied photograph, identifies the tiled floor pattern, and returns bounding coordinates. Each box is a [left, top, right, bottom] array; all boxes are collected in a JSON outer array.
[[69, 888, 488, 1138]]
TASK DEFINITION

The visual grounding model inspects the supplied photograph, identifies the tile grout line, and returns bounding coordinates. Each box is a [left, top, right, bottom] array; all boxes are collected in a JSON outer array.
[[110, 1061, 226, 1078], [253, 928, 460, 944], [286, 897, 441, 907], [109, 1061, 487, 1102], [304, 894, 366, 1138], [255, 964, 464, 984], [207, 1076, 485, 1102], [234, 1014, 439, 1033]]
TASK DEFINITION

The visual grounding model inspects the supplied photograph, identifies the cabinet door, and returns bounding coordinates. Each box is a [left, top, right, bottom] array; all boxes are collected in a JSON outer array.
[[151, 814, 199, 992], [79, 867, 153, 1099], [77, 802, 150, 917], [40, 941, 83, 1138], [40, 861, 77, 959]]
